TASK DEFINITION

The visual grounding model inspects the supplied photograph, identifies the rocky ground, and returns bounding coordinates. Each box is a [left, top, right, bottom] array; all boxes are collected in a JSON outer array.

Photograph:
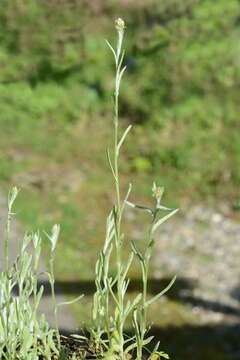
[[153, 204, 240, 322], [152, 203, 240, 359]]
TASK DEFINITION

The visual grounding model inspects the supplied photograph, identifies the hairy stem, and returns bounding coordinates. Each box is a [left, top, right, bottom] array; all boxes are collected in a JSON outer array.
[[111, 18, 126, 357]]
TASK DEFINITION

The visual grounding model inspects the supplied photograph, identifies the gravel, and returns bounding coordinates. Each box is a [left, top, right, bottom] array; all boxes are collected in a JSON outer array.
[[153, 204, 240, 324]]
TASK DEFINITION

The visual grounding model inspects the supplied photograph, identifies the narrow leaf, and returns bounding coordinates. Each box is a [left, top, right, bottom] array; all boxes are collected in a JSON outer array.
[[44, 224, 60, 252], [8, 186, 19, 211], [105, 39, 117, 64], [69, 334, 88, 341], [57, 294, 84, 307], [131, 241, 144, 262], [121, 183, 132, 214], [122, 252, 134, 280], [142, 335, 154, 346], [152, 209, 178, 233], [117, 125, 132, 154], [126, 293, 142, 316], [126, 201, 153, 214], [116, 65, 127, 91], [107, 148, 118, 183], [145, 275, 176, 307], [117, 50, 125, 71]]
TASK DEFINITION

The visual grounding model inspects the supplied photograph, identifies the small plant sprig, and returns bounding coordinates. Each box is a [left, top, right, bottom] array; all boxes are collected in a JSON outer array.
[[0, 188, 84, 360], [45, 225, 84, 353], [91, 19, 178, 360], [45, 224, 61, 350], [0, 188, 59, 360], [128, 183, 178, 360]]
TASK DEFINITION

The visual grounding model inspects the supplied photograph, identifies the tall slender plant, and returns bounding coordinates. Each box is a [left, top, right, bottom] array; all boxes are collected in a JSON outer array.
[[91, 19, 178, 360], [91, 18, 137, 358]]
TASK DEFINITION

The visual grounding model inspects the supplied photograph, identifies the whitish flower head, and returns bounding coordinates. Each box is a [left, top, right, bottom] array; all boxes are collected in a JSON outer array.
[[152, 182, 164, 206], [115, 18, 125, 32]]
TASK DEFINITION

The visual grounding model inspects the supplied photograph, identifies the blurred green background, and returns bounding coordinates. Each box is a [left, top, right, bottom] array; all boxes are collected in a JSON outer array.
[[0, 0, 240, 359]]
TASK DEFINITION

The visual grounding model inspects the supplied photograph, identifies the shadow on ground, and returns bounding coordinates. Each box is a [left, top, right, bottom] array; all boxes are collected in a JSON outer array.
[[37, 277, 240, 317], [32, 276, 240, 359], [59, 323, 240, 360]]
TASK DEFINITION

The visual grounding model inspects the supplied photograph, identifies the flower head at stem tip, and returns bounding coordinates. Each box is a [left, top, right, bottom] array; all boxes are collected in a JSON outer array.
[[115, 18, 125, 32], [152, 182, 164, 208]]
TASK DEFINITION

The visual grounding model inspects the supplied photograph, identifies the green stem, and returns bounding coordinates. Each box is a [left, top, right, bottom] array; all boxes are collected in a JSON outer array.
[[50, 257, 60, 350], [112, 22, 125, 357], [114, 69, 124, 359], [4, 205, 12, 351], [138, 225, 154, 360], [4, 213, 10, 272]]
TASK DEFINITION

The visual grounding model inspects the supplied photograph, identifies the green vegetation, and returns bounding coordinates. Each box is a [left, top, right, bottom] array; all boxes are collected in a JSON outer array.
[[0, 19, 178, 359], [0, 0, 239, 198], [0, 0, 239, 274], [0, 1, 239, 359], [0, 188, 59, 359], [90, 20, 177, 358]]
